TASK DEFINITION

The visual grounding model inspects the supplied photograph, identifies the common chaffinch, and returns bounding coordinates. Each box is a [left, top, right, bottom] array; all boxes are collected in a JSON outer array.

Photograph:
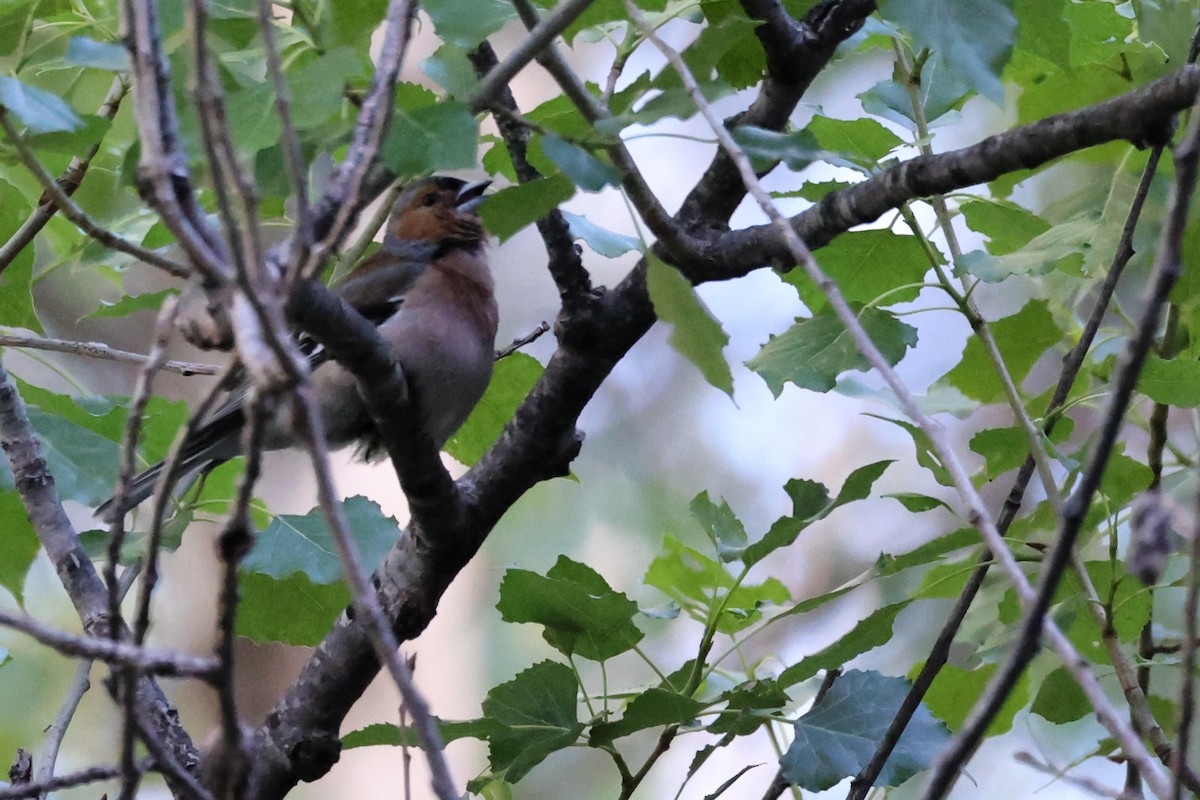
[[97, 176, 496, 520]]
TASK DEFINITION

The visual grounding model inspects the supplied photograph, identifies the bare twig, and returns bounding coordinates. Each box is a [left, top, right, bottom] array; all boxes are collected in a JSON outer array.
[[36, 563, 141, 800], [290, 385, 459, 800], [0, 109, 190, 279], [0, 332, 219, 376], [0, 606, 217, 677], [0, 76, 129, 276], [1014, 752, 1130, 799], [0, 761, 151, 800], [1175, 490, 1200, 799], [496, 321, 551, 359]]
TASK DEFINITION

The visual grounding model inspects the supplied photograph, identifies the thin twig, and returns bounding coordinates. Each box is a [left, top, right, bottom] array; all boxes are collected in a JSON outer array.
[[0, 333, 218, 376], [1175, 488, 1200, 799], [0, 606, 217, 677], [0, 109, 190, 278], [0, 76, 129, 276], [35, 563, 141, 800], [0, 761, 153, 800], [291, 384, 459, 800], [496, 321, 551, 359], [625, 5, 1174, 797], [1014, 752, 1130, 799]]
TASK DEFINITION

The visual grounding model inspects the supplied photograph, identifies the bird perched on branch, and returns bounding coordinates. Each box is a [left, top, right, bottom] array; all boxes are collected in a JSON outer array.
[[97, 176, 496, 521]]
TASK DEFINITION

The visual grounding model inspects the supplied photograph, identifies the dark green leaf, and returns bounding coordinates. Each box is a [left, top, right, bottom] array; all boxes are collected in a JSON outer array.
[[807, 116, 903, 168], [958, 199, 1051, 256], [482, 661, 583, 783], [647, 253, 734, 397], [0, 409, 120, 505], [748, 308, 917, 396], [730, 126, 823, 172], [343, 718, 501, 749], [781, 669, 950, 790], [236, 571, 348, 646], [241, 496, 401, 584], [497, 556, 643, 661], [423, 0, 515, 47], [480, 174, 575, 242], [589, 687, 707, 745], [381, 101, 478, 178], [1030, 666, 1089, 724], [421, 43, 479, 98], [783, 230, 930, 312], [690, 491, 747, 561], [84, 289, 177, 320], [779, 604, 907, 688]]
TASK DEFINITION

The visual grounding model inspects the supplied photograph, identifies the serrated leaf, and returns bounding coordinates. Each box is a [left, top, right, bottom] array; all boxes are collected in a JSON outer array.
[[748, 308, 917, 397], [779, 604, 907, 688], [958, 199, 1051, 256], [780, 669, 950, 790], [783, 230, 929, 312], [879, 0, 1016, 105], [497, 556, 643, 661], [423, 0, 515, 47], [236, 571, 348, 645], [482, 661, 583, 783], [690, 491, 747, 561], [342, 718, 501, 749], [806, 116, 903, 169], [647, 253, 734, 397], [241, 496, 401, 583], [480, 174, 575, 242], [1138, 355, 1200, 407], [381, 101, 478, 178], [421, 43, 479, 98], [589, 686, 707, 745], [942, 300, 1060, 402], [1030, 666, 1089, 724], [0, 409, 119, 504], [730, 126, 824, 172], [923, 663, 1027, 734], [446, 352, 542, 466], [0, 77, 83, 133]]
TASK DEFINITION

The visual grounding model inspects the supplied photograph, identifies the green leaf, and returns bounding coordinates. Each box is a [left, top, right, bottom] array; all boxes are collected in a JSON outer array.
[[880, 0, 1016, 105], [65, 36, 129, 71], [480, 174, 575, 242], [942, 300, 1060, 402], [957, 214, 1095, 282], [497, 556, 643, 661], [421, 43, 479, 98], [241, 496, 400, 584], [482, 661, 583, 783], [0, 409, 119, 505], [0, 77, 83, 133], [0, 491, 38, 602], [779, 604, 907, 688], [709, 679, 790, 735], [0, 180, 40, 333], [236, 571, 348, 646], [286, 48, 365, 128], [84, 289, 177, 320], [1030, 666, 1089, 724], [690, 491, 747, 561], [380, 101, 478, 178], [969, 420, 1073, 480], [1138, 355, 1200, 407], [561, 211, 641, 258], [540, 134, 620, 192], [923, 663, 1027, 734], [958, 199, 1051, 256], [647, 537, 789, 632], [589, 686, 707, 745], [730, 126, 823, 172], [780, 669, 950, 790], [446, 352, 542, 466], [647, 253, 734, 397], [868, 415, 955, 487], [748, 308, 917, 396], [423, 0, 516, 47], [806, 116, 903, 169], [783, 230, 929, 312], [885, 493, 951, 513], [343, 718, 500, 749]]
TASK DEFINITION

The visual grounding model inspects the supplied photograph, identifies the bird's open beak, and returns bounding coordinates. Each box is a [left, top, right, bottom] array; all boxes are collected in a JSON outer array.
[[455, 179, 491, 214]]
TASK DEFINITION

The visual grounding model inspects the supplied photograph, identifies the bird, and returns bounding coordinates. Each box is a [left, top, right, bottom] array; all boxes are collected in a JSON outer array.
[[96, 176, 496, 521]]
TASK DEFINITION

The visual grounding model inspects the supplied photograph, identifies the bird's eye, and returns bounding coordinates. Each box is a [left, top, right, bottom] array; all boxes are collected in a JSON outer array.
[[421, 193, 439, 207]]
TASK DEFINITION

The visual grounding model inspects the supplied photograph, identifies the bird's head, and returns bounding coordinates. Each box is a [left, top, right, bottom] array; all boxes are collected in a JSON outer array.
[[386, 176, 491, 248]]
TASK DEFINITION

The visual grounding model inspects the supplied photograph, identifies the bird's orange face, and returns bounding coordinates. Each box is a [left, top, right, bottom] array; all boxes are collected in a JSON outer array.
[[387, 178, 490, 246]]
